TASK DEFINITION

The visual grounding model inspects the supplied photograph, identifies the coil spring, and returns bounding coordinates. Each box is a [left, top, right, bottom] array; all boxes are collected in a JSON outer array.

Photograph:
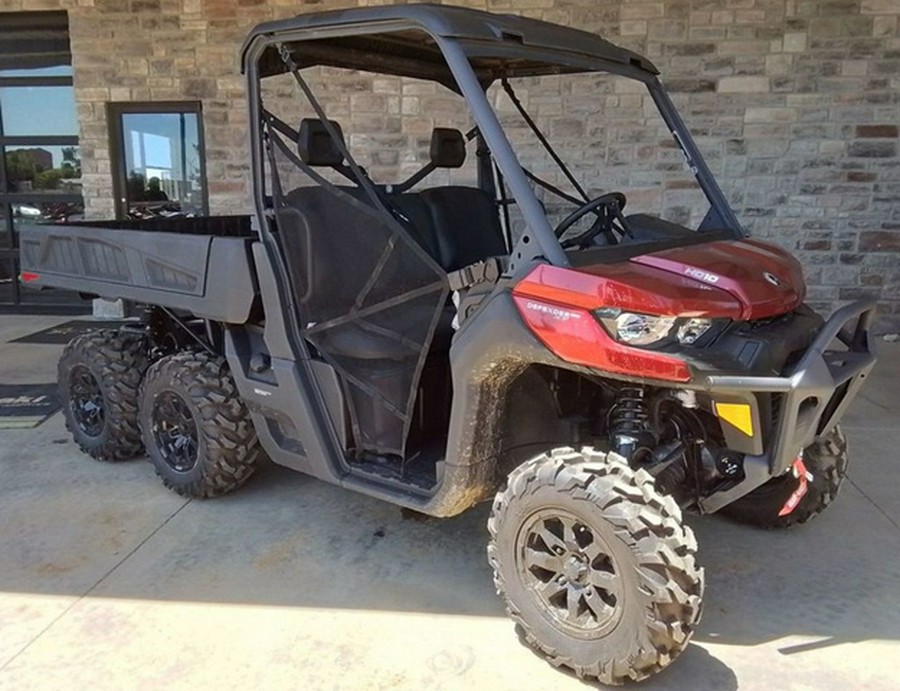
[[608, 386, 650, 436]]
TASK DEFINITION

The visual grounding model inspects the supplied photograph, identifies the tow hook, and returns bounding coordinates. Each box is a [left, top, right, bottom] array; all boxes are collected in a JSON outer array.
[[778, 455, 814, 517]]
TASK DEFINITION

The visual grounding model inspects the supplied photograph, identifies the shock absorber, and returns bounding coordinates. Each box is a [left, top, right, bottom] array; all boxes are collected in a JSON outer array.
[[607, 386, 656, 463]]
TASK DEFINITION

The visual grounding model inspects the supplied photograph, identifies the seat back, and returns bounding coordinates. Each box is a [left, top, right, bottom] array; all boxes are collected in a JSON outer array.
[[419, 186, 507, 272], [413, 128, 507, 272], [389, 193, 441, 261], [285, 125, 507, 275]]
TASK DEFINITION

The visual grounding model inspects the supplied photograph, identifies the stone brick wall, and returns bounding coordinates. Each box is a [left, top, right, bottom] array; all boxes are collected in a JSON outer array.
[[2, 0, 899, 329]]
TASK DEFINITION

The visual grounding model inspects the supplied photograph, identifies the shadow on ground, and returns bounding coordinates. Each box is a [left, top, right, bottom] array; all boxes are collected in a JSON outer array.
[[3, 427, 899, 650]]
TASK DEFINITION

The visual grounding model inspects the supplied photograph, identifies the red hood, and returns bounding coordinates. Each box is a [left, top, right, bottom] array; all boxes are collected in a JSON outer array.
[[514, 239, 805, 321], [631, 239, 805, 320]]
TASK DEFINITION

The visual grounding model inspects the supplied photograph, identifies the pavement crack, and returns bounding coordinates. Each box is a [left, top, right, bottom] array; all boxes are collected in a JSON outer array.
[[856, 391, 892, 413], [847, 475, 900, 532], [0, 497, 192, 673]]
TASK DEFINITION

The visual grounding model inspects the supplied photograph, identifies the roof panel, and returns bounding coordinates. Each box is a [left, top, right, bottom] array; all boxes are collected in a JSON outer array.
[[241, 3, 658, 81]]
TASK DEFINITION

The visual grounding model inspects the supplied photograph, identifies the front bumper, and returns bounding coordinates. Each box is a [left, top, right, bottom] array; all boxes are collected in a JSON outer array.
[[695, 298, 876, 512]]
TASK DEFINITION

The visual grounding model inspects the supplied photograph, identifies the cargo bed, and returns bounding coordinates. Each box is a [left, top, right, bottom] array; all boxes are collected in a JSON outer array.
[[18, 216, 259, 323]]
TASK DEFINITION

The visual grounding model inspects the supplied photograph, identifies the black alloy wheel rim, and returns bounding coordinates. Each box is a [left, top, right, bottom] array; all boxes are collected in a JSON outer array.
[[69, 365, 105, 437], [151, 391, 199, 472], [517, 509, 623, 638]]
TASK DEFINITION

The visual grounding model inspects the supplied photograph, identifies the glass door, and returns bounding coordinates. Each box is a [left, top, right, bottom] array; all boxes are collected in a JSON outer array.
[[108, 102, 208, 220], [0, 11, 85, 312]]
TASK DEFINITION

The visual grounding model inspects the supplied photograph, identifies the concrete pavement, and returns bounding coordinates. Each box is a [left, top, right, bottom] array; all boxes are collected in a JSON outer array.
[[0, 314, 898, 690]]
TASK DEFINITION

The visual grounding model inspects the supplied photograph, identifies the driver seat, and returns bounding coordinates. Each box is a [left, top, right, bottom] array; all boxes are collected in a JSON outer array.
[[418, 128, 508, 272]]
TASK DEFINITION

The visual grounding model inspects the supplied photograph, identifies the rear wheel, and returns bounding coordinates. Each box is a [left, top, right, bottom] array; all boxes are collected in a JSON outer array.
[[139, 351, 260, 498], [58, 329, 149, 461], [487, 447, 703, 686], [720, 426, 848, 529]]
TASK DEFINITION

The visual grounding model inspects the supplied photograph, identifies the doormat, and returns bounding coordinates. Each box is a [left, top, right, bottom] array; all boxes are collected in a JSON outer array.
[[10, 320, 130, 345], [0, 384, 60, 429]]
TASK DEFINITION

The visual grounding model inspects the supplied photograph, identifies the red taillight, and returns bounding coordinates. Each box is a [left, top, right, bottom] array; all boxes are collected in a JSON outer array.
[[20, 272, 40, 283], [512, 295, 691, 383]]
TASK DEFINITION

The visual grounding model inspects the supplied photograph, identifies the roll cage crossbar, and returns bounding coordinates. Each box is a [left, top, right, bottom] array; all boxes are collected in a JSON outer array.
[[275, 43, 391, 217], [263, 45, 450, 250], [499, 77, 590, 206]]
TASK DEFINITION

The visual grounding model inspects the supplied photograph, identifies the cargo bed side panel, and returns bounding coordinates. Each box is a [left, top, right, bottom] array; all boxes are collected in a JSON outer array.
[[19, 224, 257, 323]]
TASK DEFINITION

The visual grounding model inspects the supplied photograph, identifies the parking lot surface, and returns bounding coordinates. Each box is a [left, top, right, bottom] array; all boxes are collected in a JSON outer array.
[[1, 315, 898, 690]]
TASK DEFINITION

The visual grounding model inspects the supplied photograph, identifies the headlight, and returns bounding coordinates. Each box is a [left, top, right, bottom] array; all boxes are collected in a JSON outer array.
[[597, 310, 722, 347], [597, 309, 677, 346], [677, 317, 713, 344]]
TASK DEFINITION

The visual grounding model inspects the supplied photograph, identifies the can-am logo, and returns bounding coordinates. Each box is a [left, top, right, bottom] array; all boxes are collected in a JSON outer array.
[[525, 301, 582, 321], [683, 267, 720, 284]]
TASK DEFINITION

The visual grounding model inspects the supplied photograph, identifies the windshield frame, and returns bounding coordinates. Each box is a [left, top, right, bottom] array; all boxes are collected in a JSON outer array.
[[445, 38, 745, 270], [480, 67, 745, 248]]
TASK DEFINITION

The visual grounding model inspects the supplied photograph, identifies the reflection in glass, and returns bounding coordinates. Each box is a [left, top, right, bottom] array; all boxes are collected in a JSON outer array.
[[0, 258, 15, 303], [0, 65, 73, 78], [4, 146, 82, 194], [120, 112, 205, 218], [0, 206, 9, 248], [0, 86, 78, 136], [12, 201, 84, 228]]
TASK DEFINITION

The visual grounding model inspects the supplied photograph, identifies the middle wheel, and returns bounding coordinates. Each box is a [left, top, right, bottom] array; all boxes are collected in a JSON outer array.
[[139, 351, 261, 498]]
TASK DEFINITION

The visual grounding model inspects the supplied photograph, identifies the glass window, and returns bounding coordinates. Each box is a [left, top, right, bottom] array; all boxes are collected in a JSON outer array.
[[0, 64, 72, 78], [0, 10, 82, 309], [0, 86, 78, 136], [4, 145, 82, 194], [112, 108, 207, 218], [12, 200, 83, 229], [0, 206, 10, 248]]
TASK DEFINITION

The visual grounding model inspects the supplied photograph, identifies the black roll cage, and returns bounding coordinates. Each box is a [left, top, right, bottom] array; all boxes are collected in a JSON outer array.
[[261, 59, 590, 242], [242, 7, 742, 278]]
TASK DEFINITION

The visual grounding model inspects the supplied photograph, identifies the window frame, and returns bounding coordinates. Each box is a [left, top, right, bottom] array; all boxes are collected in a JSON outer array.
[[107, 101, 210, 221]]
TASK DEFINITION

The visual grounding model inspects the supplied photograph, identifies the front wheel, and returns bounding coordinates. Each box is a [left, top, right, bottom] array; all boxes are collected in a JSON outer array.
[[719, 426, 848, 529], [139, 351, 261, 498], [487, 447, 704, 686]]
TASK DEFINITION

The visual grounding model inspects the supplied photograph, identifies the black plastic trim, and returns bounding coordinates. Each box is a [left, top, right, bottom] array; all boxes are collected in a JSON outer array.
[[696, 299, 876, 512]]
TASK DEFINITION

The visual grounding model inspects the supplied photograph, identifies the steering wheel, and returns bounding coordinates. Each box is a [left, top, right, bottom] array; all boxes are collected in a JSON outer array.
[[554, 192, 631, 249]]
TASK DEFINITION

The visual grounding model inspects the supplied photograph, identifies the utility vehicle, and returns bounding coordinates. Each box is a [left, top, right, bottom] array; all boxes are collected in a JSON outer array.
[[20, 5, 876, 684]]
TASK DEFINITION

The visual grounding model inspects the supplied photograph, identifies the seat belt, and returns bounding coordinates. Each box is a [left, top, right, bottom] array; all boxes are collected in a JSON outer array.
[[446, 257, 504, 292], [446, 257, 507, 330]]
